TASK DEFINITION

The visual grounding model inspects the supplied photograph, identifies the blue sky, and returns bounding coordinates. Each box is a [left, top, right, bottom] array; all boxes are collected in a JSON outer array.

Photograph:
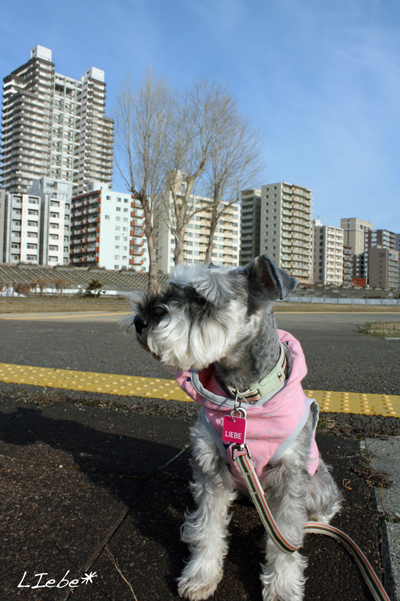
[[1, 0, 399, 232]]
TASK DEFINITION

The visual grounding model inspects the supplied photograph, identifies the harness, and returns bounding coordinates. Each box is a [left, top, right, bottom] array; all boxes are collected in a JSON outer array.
[[176, 330, 319, 490]]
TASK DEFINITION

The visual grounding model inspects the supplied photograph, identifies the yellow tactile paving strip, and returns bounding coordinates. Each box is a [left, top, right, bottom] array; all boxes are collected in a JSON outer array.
[[0, 362, 189, 402], [304, 390, 400, 417], [0, 362, 399, 417]]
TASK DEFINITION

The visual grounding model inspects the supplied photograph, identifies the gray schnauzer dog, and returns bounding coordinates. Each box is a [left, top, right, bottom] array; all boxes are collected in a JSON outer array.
[[130, 255, 341, 601]]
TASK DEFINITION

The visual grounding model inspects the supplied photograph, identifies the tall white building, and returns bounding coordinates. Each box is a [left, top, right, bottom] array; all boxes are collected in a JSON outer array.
[[396, 234, 400, 285], [313, 221, 344, 285], [0, 176, 72, 265], [70, 181, 147, 271], [240, 188, 262, 266], [340, 218, 373, 256], [259, 182, 313, 283], [1, 45, 114, 196], [155, 197, 241, 274]]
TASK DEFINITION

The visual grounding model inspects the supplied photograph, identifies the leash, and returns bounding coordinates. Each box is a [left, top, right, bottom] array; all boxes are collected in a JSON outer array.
[[232, 444, 390, 601]]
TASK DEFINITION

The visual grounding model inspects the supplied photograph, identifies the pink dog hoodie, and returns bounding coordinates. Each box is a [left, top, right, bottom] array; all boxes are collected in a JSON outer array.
[[176, 329, 319, 490]]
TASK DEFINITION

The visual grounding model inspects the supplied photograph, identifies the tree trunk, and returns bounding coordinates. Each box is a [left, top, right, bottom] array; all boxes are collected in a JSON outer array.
[[204, 232, 215, 264], [173, 232, 185, 265], [204, 205, 219, 263], [140, 190, 160, 295], [146, 231, 160, 295]]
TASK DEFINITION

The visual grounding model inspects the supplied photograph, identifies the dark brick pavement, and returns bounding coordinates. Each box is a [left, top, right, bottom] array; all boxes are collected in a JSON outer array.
[[0, 393, 386, 601]]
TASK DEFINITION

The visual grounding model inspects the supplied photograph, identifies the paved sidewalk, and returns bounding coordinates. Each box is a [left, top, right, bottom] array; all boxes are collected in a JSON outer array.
[[364, 437, 400, 601], [0, 392, 390, 601]]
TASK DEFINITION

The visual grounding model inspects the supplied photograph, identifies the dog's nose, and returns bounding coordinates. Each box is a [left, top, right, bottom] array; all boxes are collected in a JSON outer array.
[[134, 315, 147, 336]]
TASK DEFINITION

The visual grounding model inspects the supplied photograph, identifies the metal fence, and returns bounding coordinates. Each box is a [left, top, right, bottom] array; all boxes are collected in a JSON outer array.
[[286, 285, 400, 306]]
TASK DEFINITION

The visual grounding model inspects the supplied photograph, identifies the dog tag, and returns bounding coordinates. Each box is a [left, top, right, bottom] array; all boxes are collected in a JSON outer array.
[[222, 415, 247, 445]]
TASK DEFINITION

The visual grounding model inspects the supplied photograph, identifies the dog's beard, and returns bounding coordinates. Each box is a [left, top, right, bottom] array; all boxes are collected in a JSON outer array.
[[145, 314, 239, 372], [136, 335, 161, 362]]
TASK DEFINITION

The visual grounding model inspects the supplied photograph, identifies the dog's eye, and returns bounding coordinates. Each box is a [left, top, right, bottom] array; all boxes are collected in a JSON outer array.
[[154, 306, 167, 320]]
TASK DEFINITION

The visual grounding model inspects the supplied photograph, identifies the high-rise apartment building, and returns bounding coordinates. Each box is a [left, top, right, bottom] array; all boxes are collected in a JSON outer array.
[[365, 229, 396, 285], [313, 222, 344, 286], [365, 229, 396, 253], [1, 45, 114, 196], [343, 245, 353, 285], [340, 218, 373, 255], [70, 181, 147, 271], [259, 182, 313, 283], [353, 253, 367, 281], [155, 198, 241, 274], [368, 247, 399, 288], [0, 176, 72, 265], [240, 188, 261, 265]]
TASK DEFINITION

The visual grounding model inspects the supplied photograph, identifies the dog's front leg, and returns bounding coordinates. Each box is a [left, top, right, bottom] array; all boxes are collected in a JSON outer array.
[[260, 434, 313, 601], [177, 418, 237, 601]]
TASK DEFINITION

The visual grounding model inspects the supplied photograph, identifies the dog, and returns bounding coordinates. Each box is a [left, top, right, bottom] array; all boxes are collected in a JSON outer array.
[[129, 255, 341, 601]]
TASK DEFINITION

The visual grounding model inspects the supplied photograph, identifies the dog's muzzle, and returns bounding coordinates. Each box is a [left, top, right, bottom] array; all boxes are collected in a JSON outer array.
[[133, 315, 160, 360], [134, 315, 147, 336]]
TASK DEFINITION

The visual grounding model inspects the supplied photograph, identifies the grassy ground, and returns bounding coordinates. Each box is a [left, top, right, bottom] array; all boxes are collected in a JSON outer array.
[[359, 321, 400, 338], [0, 295, 399, 314], [0, 295, 131, 313]]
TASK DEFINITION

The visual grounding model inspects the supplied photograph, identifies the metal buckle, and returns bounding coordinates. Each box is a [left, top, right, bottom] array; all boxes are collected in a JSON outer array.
[[230, 406, 247, 421], [233, 391, 248, 415], [232, 443, 251, 462]]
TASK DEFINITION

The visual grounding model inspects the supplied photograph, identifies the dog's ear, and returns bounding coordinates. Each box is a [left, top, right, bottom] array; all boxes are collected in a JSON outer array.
[[171, 263, 238, 305], [246, 255, 298, 301]]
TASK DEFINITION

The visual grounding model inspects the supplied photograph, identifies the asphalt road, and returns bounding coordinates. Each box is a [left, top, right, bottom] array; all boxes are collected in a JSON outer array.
[[0, 311, 399, 395]]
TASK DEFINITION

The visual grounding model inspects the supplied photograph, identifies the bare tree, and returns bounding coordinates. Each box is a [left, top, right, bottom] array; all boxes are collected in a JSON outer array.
[[165, 78, 237, 265], [115, 73, 264, 278], [114, 72, 175, 294], [203, 102, 264, 264]]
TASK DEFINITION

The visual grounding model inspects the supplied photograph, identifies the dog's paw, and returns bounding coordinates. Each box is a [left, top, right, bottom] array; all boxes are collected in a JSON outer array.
[[177, 576, 218, 600], [261, 551, 307, 601]]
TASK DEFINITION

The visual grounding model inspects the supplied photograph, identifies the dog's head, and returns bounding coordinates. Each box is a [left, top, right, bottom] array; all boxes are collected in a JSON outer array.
[[128, 255, 297, 371]]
